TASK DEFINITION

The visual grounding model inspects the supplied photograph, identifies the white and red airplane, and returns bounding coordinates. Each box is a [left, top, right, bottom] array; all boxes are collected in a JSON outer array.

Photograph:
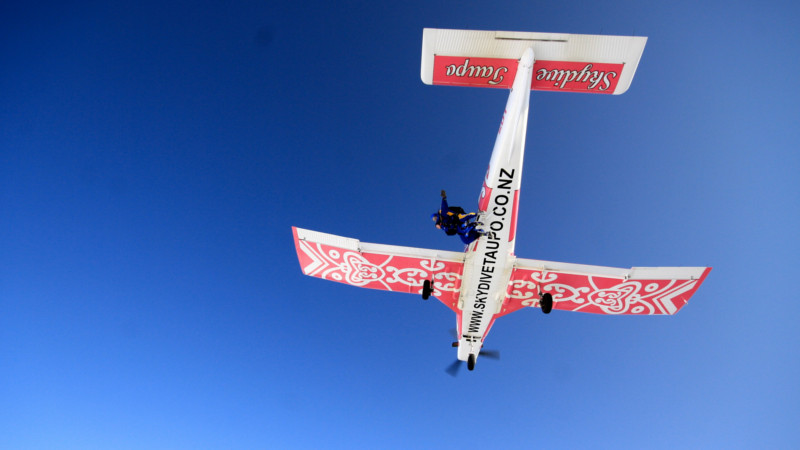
[[292, 29, 711, 372]]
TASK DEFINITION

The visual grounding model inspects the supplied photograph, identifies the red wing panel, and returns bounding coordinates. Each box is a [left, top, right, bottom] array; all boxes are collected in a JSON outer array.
[[293, 227, 465, 312], [499, 265, 711, 316], [432, 56, 623, 94]]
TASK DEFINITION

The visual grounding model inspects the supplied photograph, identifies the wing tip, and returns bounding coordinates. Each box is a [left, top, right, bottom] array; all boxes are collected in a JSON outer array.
[[697, 266, 712, 284], [291, 226, 309, 274]]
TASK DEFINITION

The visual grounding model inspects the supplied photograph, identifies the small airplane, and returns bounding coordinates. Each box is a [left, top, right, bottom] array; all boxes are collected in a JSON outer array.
[[292, 29, 711, 373]]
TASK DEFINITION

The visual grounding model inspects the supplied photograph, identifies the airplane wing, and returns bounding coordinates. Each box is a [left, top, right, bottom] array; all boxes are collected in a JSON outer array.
[[498, 258, 711, 316], [292, 227, 465, 312]]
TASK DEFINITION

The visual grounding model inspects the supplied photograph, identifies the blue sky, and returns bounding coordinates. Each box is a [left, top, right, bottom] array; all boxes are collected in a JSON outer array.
[[2, 0, 798, 448]]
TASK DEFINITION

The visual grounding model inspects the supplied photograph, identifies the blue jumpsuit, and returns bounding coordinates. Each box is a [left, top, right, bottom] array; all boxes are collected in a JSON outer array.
[[436, 197, 481, 245]]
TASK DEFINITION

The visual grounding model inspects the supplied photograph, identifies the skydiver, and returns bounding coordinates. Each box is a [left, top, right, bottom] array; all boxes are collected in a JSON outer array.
[[432, 190, 485, 244]]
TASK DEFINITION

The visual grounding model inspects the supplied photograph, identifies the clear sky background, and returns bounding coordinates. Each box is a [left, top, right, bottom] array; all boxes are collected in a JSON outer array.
[[2, 1, 798, 448]]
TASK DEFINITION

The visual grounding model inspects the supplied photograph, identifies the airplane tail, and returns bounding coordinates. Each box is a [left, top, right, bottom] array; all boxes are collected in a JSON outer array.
[[421, 28, 647, 95]]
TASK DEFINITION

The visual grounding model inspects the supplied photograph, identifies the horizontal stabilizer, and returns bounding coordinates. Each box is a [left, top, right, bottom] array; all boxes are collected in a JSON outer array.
[[421, 28, 647, 94]]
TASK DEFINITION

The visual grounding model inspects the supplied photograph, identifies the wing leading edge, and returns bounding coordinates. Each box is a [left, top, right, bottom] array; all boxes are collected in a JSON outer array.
[[292, 227, 465, 312], [499, 257, 711, 316]]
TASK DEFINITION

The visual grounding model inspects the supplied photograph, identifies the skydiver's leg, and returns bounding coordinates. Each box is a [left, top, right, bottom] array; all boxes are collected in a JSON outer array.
[[456, 214, 471, 232], [459, 228, 481, 245], [457, 220, 470, 235], [463, 220, 487, 235]]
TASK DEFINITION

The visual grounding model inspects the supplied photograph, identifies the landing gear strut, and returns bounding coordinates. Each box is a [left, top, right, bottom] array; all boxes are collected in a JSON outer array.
[[422, 280, 433, 300], [540, 292, 553, 314]]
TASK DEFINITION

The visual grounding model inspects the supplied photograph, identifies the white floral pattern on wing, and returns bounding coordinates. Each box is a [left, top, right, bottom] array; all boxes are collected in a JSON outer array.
[[585, 281, 648, 314], [420, 260, 446, 272], [434, 272, 461, 296], [342, 251, 386, 286], [298, 240, 462, 296], [512, 271, 591, 307], [385, 266, 429, 288]]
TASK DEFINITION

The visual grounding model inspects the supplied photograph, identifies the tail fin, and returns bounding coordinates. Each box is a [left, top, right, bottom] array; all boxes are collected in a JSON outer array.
[[421, 28, 647, 95]]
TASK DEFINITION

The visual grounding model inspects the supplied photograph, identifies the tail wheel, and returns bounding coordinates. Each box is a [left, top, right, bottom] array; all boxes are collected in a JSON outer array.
[[422, 280, 433, 300], [540, 292, 553, 314], [467, 354, 476, 371]]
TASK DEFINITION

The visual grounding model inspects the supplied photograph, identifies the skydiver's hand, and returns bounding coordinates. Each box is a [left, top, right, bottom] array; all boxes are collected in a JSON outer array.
[[441, 190, 446, 198]]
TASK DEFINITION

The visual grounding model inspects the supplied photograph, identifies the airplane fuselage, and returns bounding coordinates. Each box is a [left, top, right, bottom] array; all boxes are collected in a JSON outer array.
[[456, 48, 534, 362]]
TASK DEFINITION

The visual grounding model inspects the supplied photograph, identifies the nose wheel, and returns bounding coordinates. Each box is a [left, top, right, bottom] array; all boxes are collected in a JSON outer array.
[[467, 353, 476, 371]]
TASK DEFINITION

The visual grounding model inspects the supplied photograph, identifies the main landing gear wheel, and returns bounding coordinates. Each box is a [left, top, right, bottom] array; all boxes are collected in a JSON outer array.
[[422, 280, 433, 300], [467, 354, 476, 371], [540, 292, 553, 314]]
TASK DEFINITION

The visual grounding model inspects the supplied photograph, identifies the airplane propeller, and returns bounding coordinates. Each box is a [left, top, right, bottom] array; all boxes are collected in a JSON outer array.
[[445, 349, 501, 377], [479, 349, 501, 360], [446, 328, 501, 376], [445, 359, 463, 377]]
